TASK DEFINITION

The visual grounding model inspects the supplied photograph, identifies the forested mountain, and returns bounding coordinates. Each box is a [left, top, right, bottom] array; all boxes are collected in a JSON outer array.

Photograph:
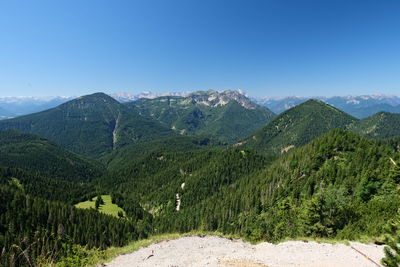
[[102, 147, 275, 225], [239, 99, 357, 154], [131, 130, 400, 242], [348, 112, 400, 139], [127, 90, 275, 143], [0, 93, 175, 157], [0, 130, 151, 266], [0, 183, 148, 266], [102, 135, 223, 171], [0, 130, 104, 202], [0, 130, 103, 181]]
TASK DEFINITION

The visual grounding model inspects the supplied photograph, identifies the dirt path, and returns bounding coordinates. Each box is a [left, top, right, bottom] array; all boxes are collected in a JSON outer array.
[[105, 235, 385, 267]]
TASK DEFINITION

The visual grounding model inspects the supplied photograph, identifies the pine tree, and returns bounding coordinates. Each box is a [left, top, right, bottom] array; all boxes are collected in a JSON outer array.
[[382, 161, 400, 267], [382, 215, 400, 267], [95, 195, 104, 210]]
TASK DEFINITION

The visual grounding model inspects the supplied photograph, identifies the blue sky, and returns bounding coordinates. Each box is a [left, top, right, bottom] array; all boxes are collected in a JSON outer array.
[[1, 0, 400, 97]]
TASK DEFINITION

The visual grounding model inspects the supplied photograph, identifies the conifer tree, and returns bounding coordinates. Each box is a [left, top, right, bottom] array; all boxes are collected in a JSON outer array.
[[382, 161, 400, 267], [95, 195, 104, 210], [382, 215, 400, 267]]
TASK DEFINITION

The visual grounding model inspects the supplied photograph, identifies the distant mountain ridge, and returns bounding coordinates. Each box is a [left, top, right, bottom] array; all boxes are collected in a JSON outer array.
[[128, 90, 275, 143], [0, 96, 73, 116], [111, 91, 190, 102], [0, 106, 14, 119], [253, 95, 400, 118], [3, 92, 400, 119]]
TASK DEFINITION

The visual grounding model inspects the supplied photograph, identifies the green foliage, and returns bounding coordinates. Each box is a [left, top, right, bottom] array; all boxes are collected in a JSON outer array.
[[8, 177, 24, 192], [382, 213, 400, 266], [52, 243, 90, 267], [381, 162, 400, 267], [95, 195, 103, 209]]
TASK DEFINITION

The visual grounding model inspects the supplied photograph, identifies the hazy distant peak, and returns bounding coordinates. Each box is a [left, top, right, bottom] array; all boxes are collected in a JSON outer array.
[[111, 91, 190, 102]]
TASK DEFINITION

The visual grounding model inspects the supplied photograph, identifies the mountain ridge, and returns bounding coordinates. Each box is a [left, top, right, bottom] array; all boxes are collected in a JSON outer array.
[[253, 95, 400, 118], [240, 99, 358, 154], [0, 92, 175, 157], [348, 111, 400, 139], [128, 90, 275, 143]]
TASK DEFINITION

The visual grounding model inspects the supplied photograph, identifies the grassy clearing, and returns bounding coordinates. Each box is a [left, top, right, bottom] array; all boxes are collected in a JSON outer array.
[[75, 195, 125, 217]]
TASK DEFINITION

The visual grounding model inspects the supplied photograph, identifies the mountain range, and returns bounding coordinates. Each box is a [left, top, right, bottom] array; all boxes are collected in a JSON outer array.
[[2, 92, 400, 120], [0, 93, 175, 157], [0, 96, 74, 116], [128, 90, 275, 143], [0, 91, 275, 156], [253, 95, 400, 118], [2, 90, 400, 157], [2, 89, 400, 265], [0, 106, 14, 119]]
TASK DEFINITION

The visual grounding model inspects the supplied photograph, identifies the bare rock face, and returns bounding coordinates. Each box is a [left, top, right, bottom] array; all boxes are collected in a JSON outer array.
[[188, 90, 258, 110]]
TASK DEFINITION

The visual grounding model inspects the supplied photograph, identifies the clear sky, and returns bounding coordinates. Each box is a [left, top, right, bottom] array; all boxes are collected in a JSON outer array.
[[1, 0, 400, 97]]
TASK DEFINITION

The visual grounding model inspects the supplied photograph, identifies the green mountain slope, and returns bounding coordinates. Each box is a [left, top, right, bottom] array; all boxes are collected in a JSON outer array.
[[0, 130, 103, 181], [0, 130, 152, 266], [0, 93, 175, 157], [147, 129, 400, 242], [0, 130, 104, 202], [102, 135, 223, 171], [240, 99, 357, 154], [128, 90, 275, 143], [348, 112, 400, 139], [101, 147, 274, 223]]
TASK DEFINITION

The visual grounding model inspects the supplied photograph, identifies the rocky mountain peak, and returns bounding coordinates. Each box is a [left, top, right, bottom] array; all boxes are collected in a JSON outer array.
[[188, 90, 258, 109]]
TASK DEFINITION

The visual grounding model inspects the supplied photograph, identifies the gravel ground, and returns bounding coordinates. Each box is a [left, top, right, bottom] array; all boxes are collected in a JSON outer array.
[[105, 235, 385, 267]]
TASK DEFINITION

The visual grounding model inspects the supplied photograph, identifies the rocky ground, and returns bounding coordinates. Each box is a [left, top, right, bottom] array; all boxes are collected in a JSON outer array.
[[105, 235, 385, 267]]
